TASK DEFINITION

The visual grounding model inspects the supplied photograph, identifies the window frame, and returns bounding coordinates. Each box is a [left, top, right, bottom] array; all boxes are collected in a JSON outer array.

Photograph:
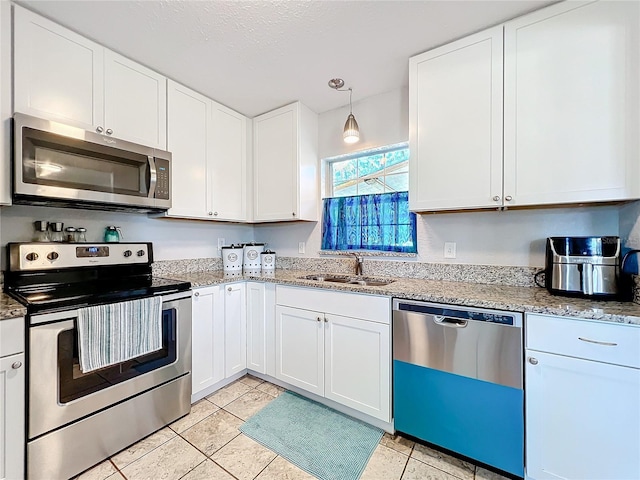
[[323, 142, 409, 198]]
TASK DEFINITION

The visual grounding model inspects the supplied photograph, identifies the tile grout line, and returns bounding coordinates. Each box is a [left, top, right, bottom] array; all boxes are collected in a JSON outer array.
[[251, 454, 279, 480], [210, 458, 242, 480], [398, 444, 414, 480], [108, 458, 127, 480]]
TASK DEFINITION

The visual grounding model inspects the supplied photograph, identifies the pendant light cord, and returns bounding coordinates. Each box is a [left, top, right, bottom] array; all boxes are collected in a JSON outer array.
[[349, 88, 353, 114]]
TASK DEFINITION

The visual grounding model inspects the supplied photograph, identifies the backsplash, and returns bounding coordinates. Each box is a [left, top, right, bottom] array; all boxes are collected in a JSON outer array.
[[154, 255, 542, 288]]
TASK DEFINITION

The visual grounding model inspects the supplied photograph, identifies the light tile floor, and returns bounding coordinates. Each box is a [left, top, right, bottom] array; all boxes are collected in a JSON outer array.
[[74, 375, 511, 480]]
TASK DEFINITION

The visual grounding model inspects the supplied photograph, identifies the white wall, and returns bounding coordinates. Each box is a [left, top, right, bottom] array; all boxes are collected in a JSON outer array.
[[0, 205, 255, 265], [256, 87, 623, 267]]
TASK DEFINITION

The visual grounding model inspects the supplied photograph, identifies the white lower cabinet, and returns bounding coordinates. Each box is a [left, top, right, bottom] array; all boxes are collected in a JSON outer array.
[[246, 282, 275, 375], [191, 283, 246, 400], [0, 317, 25, 480], [525, 314, 640, 480], [275, 305, 324, 396], [224, 283, 247, 378], [191, 286, 224, 397], [275, 286, 391, 422]]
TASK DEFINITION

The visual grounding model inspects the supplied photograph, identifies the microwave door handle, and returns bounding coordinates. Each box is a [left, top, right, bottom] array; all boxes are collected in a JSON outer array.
[[147, 156, 157, 198]]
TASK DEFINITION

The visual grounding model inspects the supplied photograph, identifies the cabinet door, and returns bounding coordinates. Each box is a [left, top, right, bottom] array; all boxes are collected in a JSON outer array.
[[504, 1, 640, 206], [191, 287, 224, 397], [224, 283, 247, 378], [324, 314, 390, 422], [0, 1, 11, 205], [0, 353, 25, 480], [253, 104, 298, 221], [167, 80, 210, 219], [246, 282, 266, 374], [409, 26, 503, 211], [525, 350, 640, 480], [275, 305, 324, 396], [104, 50, 167, 149], [13, 5, 104, 131], [210, 102, 248, 221]]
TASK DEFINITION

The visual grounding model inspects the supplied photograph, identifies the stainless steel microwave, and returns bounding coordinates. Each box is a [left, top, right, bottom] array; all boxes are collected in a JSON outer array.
[[13, 113, 171, 212]]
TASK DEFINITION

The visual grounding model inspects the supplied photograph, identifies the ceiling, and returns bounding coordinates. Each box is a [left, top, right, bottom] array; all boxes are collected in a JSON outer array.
[[19, 0, 554, 118]]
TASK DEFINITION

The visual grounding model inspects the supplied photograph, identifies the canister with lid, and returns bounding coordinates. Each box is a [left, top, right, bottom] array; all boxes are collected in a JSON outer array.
[[222, 244, 243, 273], [243, 242, 265, 271], [260, 250, 276, 272]]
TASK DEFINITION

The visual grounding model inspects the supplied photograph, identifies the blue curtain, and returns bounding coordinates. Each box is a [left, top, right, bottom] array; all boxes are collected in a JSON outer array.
[[321, 192, 417, 253]]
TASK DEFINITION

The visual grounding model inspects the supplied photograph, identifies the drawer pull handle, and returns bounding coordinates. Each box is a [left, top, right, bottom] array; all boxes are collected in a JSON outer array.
[[578, 337, 618, 347]]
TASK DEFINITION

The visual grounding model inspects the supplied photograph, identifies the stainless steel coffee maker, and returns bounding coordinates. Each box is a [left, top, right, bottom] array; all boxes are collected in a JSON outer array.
[[545, 236, 620, 299]]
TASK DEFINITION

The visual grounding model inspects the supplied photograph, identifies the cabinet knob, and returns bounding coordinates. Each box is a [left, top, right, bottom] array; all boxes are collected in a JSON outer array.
[[528, 357, 539, 365], [208, 212, 213, 216], [492, 195, 501, 202], [12, 361, 22, 369], [324, 317, 328, 323], [96, 126, 104, 133], [106, 128, 113, 135], [228, 287, 232, 292], [194, 292, 199, 297], [214, 212, 218, 216], [292, 212, 296, 217], [505, 195, 513, 201], [316, 317, 321, 322]]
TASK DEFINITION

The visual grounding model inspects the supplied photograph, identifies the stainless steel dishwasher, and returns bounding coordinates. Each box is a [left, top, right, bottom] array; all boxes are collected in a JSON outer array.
[[393, 299, 523, 477]]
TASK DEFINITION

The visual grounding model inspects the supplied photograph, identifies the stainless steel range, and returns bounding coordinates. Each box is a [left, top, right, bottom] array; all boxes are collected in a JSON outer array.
[[4, 242, 192, 480]]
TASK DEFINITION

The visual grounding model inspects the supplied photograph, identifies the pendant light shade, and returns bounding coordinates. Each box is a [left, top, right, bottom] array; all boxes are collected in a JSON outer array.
[[343, 113, 360, 144], [328, 78, 360, 144]]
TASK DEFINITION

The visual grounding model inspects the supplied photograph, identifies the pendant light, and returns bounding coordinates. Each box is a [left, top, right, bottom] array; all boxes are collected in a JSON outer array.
[[328, 78, 360, 144]]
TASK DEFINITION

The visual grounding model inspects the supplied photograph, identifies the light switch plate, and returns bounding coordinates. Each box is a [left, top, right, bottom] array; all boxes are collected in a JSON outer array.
[[217, 238, 225, 253], [298, 242, 305, 254], [444, 242, 456, 259]]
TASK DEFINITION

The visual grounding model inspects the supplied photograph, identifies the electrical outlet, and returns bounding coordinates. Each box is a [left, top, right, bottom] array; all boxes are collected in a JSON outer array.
[[444, 242, 456, 259], [217, 238, 225, 253], [298, 242, 306, 254]]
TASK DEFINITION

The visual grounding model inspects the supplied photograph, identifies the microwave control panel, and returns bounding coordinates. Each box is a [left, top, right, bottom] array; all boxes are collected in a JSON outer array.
[[154, 158, 170, 200]]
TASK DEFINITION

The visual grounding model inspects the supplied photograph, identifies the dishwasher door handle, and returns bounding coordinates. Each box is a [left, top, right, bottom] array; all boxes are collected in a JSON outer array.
[[433, 316, 468, 328]]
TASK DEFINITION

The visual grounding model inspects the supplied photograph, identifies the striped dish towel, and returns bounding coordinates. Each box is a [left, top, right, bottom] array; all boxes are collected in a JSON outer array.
[[77, 296, 163, 374]]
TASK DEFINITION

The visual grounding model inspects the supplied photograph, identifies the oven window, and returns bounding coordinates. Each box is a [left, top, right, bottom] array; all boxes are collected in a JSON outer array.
[[22, 127, 149, 197], [58, 307, 177, 403]]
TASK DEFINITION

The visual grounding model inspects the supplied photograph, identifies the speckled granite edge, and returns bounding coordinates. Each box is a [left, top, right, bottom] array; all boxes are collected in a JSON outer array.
[[160, 270, 640, 325], [276, 257, 540, 287], [634, 275, 640, 305], [153, 258, 222, 276], [0, 293, 27, 320]]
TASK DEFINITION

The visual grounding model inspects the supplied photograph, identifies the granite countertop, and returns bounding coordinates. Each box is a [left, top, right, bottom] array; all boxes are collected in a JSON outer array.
[[162, 270, 640, 325], [0, 292, 27, 321]]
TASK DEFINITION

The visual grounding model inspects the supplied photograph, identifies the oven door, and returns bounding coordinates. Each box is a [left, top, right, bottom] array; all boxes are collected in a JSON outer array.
[[27, 292, 191, 439], [13, 113, 171, 210]]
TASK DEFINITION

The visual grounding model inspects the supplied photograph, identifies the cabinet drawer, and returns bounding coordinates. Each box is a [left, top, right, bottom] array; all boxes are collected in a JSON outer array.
[[0, 317, 25, 357], [276, 285, 390, 324], [526, 314, 640, 368]]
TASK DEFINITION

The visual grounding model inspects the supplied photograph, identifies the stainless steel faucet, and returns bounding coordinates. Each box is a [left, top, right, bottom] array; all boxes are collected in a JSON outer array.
[[352, 253, 364, 276]]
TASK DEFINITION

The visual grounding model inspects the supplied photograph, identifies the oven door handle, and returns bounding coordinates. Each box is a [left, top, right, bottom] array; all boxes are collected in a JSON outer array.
[[148, 156, 157, 199], [31, 318, 75, 333]]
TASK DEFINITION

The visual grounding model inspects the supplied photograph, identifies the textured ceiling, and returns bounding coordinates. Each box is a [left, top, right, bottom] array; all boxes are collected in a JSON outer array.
[[18, 0, 554, 117]]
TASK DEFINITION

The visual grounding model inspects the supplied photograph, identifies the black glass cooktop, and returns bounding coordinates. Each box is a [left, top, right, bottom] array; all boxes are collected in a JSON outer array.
[[6, 275, 191, 314]]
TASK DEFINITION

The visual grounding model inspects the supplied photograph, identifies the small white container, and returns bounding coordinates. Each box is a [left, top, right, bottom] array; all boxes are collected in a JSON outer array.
[[222, 244, 243, 273], [243, 242, 264, 271], [261, 250, 276, 272]]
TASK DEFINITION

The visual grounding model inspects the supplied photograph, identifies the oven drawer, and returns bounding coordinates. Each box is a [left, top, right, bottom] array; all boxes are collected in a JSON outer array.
[[0, 317, 24, 357], [526, 314, 640, 368]]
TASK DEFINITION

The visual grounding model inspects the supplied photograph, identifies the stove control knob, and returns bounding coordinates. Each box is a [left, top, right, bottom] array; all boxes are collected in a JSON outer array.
[[26, 252, 39, 262], [47, 252, 59, 261], [137, 250, 146, 257], [123, 250, 132, 258]]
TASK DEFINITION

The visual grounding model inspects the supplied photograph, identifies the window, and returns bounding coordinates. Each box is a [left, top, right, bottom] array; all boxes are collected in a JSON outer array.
[[322, 144, 417, 253]]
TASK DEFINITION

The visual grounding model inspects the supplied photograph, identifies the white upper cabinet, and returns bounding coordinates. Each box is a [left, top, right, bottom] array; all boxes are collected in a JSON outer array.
[[253, 102, 318, 222], [0, 0, 12, 205], [504, 0, 640, 206], [409, 26, 504, 211], [166, 80, 249, 222], [13, 6, 167, 149], [14, 5, 103, 131], [167, 80, 210, 219], [103, 50, 166, 149], [409, 0, 640, 211], [210, 103, 248, 221]]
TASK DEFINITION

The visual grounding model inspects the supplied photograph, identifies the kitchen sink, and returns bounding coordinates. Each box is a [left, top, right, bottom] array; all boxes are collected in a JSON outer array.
[[299, 274, 394, 287]]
